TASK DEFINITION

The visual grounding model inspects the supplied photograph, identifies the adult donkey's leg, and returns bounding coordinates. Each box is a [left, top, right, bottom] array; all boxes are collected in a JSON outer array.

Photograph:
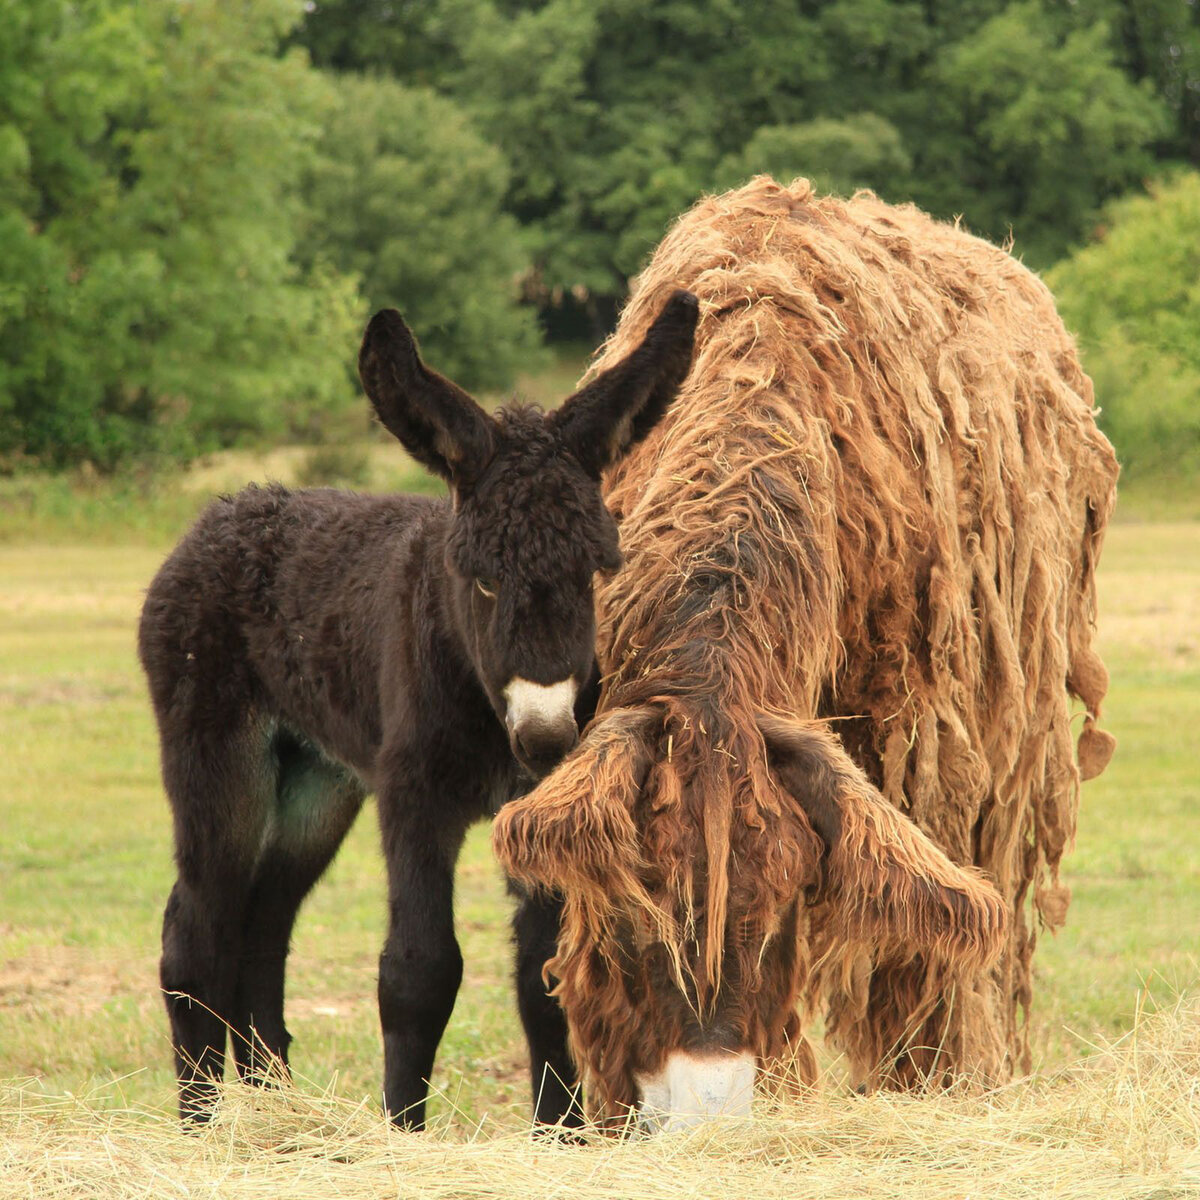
[[512, 886, 583, 1128], [375, 752, 474, 1131], [230, 748, 367, 1085], [159, 721, 271, 1123]]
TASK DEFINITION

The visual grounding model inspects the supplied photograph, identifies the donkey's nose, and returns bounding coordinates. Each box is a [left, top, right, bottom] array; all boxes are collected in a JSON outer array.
[[502, 677, 580, 777], [510, 720, 578, 777], [636, 1051, 756, 1132]]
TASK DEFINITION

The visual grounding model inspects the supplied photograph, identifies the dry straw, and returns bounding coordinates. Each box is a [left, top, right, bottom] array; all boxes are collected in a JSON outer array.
[[2, 999, 1197, 1199]]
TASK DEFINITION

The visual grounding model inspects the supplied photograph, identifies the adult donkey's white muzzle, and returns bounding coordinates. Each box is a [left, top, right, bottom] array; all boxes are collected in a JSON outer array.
[[503, 677, 579, 776], [635, 1051, 756, 1132]]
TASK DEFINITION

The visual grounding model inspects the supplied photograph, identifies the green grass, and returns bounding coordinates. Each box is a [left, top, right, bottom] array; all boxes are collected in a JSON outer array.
[[1, 520, 1197, 1128], [1111, 472, 1200, 522], [1029, 522, 1200, 1059]]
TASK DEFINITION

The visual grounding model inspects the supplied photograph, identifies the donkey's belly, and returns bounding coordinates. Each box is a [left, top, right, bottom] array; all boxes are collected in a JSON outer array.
[[263, 722, 368, 855]]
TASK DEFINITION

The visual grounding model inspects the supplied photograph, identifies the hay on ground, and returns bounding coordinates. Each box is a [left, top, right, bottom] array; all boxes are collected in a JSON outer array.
[[1, 999, 1196, 1199]]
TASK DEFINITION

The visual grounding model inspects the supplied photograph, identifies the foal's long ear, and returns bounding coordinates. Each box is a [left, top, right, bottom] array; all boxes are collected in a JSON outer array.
[[553, 290, 699, 477], [358, 309, 493, 487], [757, 713, 1008, 971]]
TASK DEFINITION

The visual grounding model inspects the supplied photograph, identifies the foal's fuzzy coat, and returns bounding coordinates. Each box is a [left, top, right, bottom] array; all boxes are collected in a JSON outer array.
[[496, 177, 1118, 1117], [140, 295, 699, 1127]]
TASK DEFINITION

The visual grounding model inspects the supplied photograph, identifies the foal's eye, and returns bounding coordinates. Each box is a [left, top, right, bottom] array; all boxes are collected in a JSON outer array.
[[475, 578, 497, 600]]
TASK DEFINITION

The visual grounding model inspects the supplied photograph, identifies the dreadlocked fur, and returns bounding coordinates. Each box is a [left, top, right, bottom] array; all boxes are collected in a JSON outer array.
[[494, 176, 1118, 1118]]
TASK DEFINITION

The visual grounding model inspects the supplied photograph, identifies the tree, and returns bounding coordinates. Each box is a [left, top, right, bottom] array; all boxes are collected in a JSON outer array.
[[1049, 171, 1200, 475], [286, 0, 1192, 334], [0, 0, 363, 468], [433, 0, 832, 303], [931, 3, 1168, 262], [1052, 0, 1200, 163], [306, 0, 1171, 310], [293, 0, 425, 75], [300, 73, 542, 392], [0, 0, 155, 466], [717, 114, 912, 199]]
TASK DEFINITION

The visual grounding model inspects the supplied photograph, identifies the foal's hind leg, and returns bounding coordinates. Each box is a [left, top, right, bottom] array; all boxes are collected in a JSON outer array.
[[512, 886, 583, 1128], [230, 745, 366, 1084], [158, 724, 273, 1122], [161, 880, 247, 1121]]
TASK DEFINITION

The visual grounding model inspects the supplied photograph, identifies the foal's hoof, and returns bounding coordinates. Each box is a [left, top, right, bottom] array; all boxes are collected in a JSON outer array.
[[533, 1121, 589, 1146]]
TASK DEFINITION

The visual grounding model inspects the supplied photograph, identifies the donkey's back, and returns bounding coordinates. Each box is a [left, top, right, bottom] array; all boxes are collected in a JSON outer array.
[[140, 483, 439, 784]]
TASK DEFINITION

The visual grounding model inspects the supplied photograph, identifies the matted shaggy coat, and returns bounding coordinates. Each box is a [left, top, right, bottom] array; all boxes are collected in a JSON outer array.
[[495, 176, 1118, 1117]]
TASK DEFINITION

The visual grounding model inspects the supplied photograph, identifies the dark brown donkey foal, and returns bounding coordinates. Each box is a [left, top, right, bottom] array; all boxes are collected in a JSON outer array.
[[138, 292, 698, 1128]]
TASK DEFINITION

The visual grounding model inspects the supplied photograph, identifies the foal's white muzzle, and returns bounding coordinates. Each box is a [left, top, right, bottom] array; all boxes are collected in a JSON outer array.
[[502, 677, 579, 774], [635, 1051, 756, 1132]]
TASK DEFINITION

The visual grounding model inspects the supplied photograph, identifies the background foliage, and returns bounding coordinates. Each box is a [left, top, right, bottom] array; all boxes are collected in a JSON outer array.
[[1050, 171, 1200, 478], [1, 0, 1197, 475], [299, 73, 543, 391]]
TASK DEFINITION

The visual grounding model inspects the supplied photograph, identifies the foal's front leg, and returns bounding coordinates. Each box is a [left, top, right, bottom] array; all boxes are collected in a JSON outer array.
[[376, 759, 473, 1130], [512, 886, 583, 1128]]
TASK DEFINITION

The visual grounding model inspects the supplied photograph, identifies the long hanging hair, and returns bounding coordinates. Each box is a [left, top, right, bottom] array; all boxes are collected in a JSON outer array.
[[496, 176, 1118, 1116]]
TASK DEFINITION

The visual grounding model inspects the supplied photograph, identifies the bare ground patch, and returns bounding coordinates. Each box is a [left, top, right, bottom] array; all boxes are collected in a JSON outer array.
[[0, 946, 156, 1016]]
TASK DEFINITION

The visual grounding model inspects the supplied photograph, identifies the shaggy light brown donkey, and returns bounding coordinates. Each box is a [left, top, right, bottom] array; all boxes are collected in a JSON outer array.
[[495, 176, 1118, 1126]]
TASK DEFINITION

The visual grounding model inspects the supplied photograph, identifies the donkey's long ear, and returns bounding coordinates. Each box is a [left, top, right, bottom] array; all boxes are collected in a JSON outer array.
[[358, 309, 493, 487], [757, 714, 1008, 970], [552, 290, 699, 477], [494, 706, 659, 907]]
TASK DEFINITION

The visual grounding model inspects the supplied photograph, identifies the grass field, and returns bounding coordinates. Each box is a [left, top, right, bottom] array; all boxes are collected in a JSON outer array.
[[0, 474, 1198, 1193]]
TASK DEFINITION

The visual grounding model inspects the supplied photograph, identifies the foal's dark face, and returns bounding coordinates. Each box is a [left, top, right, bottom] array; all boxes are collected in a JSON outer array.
[[357, 290, 700, 777], [446, 414, 622, 775]]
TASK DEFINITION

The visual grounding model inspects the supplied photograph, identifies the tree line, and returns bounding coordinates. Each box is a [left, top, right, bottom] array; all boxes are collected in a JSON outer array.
[[1, 0, 1196, 473]]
